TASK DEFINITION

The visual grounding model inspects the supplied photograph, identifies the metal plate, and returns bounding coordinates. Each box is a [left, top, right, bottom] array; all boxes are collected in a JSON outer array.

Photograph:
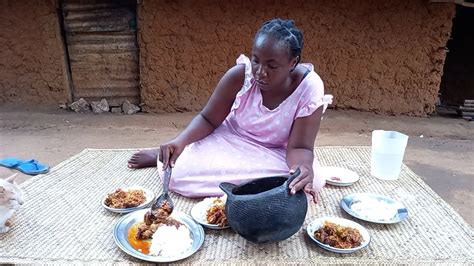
[[190, 200, 230, 230], [341, 193, 408, 224], [113, 209, 205, 263], [307, 216, 371, 254], [102, 186, 155, 214]]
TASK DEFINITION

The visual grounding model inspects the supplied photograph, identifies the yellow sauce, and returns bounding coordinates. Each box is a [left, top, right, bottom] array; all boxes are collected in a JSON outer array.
[[128, 223, 151, 254]]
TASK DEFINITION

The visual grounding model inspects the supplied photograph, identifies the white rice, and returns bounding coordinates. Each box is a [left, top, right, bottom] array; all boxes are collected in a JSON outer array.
[[350, 197, 398, 222], [149, 225, 193, 257]]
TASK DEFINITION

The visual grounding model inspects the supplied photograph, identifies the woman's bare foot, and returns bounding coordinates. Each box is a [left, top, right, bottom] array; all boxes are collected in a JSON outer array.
[[128, 149, 159, 169]]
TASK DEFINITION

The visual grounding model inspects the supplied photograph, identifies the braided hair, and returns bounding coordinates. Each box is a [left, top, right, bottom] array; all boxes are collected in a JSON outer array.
[[255, 18, 304, 67]]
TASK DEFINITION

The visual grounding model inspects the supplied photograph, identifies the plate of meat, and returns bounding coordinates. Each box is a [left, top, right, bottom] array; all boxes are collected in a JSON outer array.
[[306, 216, 370, 254], [190, 197, 229, 230], [102, 186, 155, 214], [113, 201, 205, 262], [320, 167, 360, 187]]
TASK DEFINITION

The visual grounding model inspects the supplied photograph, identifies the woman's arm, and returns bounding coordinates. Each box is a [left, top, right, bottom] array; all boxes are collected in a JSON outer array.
[[286, 106, 323, 195], [160, 64, 245, 168], [175, 64, 245, 144]]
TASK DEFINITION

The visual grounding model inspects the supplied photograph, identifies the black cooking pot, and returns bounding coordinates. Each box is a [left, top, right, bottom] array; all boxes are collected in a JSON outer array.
[[219, 168, 307, 243]]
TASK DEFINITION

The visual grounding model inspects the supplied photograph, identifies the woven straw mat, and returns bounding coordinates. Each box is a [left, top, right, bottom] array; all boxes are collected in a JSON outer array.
[[0, 147, 472, 264]]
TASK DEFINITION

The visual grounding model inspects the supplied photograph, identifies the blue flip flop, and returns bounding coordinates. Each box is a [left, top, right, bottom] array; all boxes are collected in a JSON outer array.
[[0, 157, 29, 168], [0, 157, 50, 175]]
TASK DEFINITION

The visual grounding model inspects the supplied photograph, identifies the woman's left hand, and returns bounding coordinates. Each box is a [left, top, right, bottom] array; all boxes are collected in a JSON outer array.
[[288, 165, 317, 203]]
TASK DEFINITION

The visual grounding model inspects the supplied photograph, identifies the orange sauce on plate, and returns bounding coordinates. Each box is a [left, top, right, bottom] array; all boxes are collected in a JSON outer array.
[[127, 223, 151, 254]]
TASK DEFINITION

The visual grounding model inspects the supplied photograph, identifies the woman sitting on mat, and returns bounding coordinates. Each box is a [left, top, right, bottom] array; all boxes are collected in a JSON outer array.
[[128, 18, 332, 200]]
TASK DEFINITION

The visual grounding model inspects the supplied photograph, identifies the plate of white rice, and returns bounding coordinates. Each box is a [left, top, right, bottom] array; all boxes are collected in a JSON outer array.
[[340, 193, 408, 224], [113, 209, 205, 262]]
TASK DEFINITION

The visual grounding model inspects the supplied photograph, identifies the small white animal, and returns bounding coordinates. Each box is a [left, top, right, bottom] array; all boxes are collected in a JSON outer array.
[[0, 174, 24, 233]]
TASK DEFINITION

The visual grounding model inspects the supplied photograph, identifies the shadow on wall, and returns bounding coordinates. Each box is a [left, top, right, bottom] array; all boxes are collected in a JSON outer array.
[[439, 5, 474, 107]]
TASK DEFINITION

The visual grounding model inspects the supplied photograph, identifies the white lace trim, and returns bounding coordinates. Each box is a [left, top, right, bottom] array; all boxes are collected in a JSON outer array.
[[231, 54, 253, 111]]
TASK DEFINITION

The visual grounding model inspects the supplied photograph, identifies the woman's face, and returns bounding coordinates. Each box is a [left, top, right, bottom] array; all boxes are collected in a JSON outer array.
[[251, 34, 297, 91]]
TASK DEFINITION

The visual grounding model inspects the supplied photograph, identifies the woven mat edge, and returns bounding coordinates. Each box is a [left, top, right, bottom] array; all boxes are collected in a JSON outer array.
[[18, 148, 91, 188], [401, 163, 474, 234]]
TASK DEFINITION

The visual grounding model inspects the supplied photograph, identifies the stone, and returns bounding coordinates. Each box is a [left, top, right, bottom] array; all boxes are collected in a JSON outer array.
[[122, 100, 140, 115], [91, 98, 110, 114], [69, 98, 90, 113]]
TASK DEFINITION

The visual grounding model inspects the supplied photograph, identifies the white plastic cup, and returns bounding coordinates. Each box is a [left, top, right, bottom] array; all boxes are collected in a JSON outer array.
[[370, 130, 409, 180]]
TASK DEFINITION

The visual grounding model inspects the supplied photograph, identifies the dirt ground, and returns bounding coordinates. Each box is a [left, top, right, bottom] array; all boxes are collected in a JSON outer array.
[[0, 106, 472, 226]]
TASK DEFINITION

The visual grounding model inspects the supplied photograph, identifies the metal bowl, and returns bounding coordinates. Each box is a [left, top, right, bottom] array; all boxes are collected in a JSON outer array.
[[113, 209, 205, 262]]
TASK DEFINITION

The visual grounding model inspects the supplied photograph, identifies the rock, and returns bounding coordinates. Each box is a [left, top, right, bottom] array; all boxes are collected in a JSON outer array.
[[69, 98, 90, 113], [59, 103, 67, 109], [122, 100, 140, 115], [111, 107, 123, 114], [91, 98, 110, 114]]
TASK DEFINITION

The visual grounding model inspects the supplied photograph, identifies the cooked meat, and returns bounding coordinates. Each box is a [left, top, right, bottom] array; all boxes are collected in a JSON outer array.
[[163, 217, 182, 228], [314, 221, 363, 249], [206, 198, 228, 227], [135, 200, 181, 240], [137, 223, 149, 231], [149, 223, 160, 231], [144, 210, 154, 226], [104, 189, 146, 209]]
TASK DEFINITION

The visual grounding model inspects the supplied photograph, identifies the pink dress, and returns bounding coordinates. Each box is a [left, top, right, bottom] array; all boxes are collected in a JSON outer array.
[[167, 55, 332, 198]]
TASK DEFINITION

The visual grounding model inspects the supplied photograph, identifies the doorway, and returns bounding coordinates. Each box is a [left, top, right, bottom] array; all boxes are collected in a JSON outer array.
[[61, 0, 140, 106], [439, 5, 474, 108]]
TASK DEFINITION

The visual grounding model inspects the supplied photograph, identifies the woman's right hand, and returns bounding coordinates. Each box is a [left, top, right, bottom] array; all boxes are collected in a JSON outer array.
[[159, 140, 185, 170]]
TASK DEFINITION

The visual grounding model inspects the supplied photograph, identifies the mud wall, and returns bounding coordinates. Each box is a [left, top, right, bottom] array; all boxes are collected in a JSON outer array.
[[0, 0, 69, 106], [139, 0, 454, 115]]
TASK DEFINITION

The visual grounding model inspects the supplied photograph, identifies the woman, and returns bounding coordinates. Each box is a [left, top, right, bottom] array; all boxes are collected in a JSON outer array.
[[128, 19, 332, 199]]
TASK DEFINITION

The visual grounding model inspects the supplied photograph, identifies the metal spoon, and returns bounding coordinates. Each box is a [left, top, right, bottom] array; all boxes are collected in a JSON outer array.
[[151, 166, 174, 212]]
